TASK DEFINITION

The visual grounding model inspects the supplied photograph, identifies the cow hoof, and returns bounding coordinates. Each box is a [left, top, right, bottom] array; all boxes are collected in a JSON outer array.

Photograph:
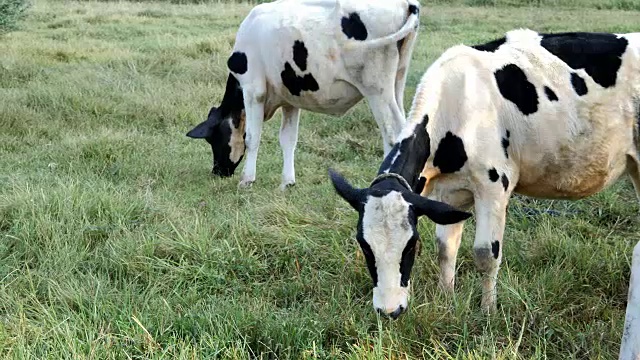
[[279, 181, 295, 191], [480, 297, 497, 314], [238, 179, 255, 188]]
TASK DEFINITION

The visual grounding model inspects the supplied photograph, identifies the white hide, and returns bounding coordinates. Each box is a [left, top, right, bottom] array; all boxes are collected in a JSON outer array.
[[229, 0, 420, 188], [362, 192, 413, 313], [620, 241, 640, 360], [408, 30, 640, 201]]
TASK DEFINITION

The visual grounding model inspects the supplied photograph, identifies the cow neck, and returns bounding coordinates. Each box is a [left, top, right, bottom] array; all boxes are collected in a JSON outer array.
[[373, 117, 431, 193], [370, 172, 412, 192], [219, 73, 245, 116]]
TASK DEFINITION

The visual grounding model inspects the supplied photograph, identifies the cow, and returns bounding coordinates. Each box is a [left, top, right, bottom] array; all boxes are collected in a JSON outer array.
[[329, 27, 640, 337], [186, 0, 420, 190]]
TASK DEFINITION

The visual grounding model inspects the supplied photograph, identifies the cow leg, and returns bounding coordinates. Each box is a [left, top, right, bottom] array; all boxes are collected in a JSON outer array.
[[279, 105, 300, 191], [394, 65, 408, 119], [366, 93, 405, 156], [473, 188, 511, 313], [238, 87, 266, 188], [626, 154, 640, 205], [433, 190, 474, 293], [620, 156, 640, 359], [620, 241, 640, 360], [394, 32, 418, 119], [437, 223, 464, 294]]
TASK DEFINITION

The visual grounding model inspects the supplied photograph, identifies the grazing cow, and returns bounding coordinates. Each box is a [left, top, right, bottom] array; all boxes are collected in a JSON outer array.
[[186, 0, 420, 189], [329, 29, 640, 326]]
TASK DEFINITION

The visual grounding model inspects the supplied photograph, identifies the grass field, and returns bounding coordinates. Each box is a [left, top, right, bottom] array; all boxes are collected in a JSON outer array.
[[428, 0, 640, 10], [2, 0, 640, 358]]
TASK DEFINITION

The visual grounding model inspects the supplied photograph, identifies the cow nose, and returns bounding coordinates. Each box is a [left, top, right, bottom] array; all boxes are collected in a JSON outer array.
[[376, 306, 405, 320], [389, 306, 404, 319], [212, 165, 232, 177]]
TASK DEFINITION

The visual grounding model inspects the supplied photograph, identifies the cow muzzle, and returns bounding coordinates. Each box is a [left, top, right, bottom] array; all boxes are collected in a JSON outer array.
[[212, 165, 234, 177], [376, 305, 405, 320]]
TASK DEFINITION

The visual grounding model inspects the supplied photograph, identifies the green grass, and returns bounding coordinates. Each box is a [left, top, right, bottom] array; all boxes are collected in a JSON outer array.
[[0, 0, 30, 32], [428, 0, 640, 11], [42, 0, 640, 11], [1, 0, 640, 358]]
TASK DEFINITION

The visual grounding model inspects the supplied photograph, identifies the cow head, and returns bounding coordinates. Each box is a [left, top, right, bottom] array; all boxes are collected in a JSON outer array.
[[186, 106, 246, 177], [329, 169, 471, 319], [187, 74, 246, 177]]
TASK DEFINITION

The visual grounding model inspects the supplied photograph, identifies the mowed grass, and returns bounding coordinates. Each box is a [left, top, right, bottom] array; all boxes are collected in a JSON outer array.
[[1, 1, 640, 358], [429, 0, 640, 11]]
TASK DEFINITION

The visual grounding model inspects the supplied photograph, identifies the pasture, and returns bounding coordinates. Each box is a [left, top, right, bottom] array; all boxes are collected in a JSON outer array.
[[1, 0, 640, 358]]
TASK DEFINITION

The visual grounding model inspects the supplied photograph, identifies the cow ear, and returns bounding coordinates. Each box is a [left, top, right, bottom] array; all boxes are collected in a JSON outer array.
[[329, 168, 367, 211], [404, 192, 471, 225], [186, 108, 220, 139]]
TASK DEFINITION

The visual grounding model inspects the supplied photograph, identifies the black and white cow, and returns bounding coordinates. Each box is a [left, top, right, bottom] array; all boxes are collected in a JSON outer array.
[[329, 27, 640, 342], [187, 0, 420, 189]]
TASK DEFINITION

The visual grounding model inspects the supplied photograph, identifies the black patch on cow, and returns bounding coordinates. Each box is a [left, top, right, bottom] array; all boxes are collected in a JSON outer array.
[[357, 220, 377, 286], [227, 52, 247, 75], [544, 86, 559, 101], [501, 142, 510, 158], [501, 130, 510, 159], [540, 32, 628, 88], [488, 168, 499, 182], [433, 131, 468, 174], [571, 73, 588, 96], [408, 4, 419, 14], [634, 99, 640, 144], [636, 99, 640, 140], [281, 62, 319, 96], [501, 139, 509, 158], [292, 40, 308, 72], [413, 176, 426, 194], [491, 241, 500, 259], [400, 231, 419, 287], [378, 146, 399, 174], [501, 174, 509, 191], [341, 12, 367, 41], [377, 114, 431, 189], [472, 37, 506, 52], [494, 64, 539, 115], [397, 38, 405, 53], [218, 73, 245, 121]]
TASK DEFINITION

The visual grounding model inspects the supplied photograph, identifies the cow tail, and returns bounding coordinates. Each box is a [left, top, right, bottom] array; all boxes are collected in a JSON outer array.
[[342, 0, 420, 50]]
